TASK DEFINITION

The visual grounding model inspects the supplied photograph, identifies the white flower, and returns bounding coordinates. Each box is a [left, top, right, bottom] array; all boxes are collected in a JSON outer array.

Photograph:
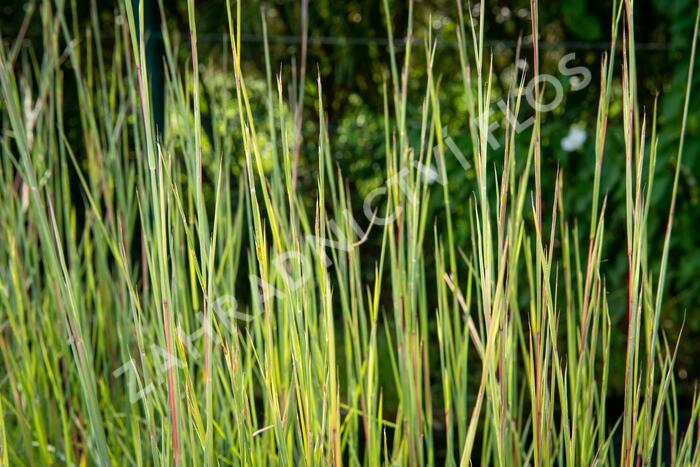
[[561, 126, 587, 152]]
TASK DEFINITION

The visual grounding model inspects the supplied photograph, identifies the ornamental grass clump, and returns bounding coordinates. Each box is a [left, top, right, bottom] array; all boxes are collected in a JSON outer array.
[[0, 0, 699, 465]]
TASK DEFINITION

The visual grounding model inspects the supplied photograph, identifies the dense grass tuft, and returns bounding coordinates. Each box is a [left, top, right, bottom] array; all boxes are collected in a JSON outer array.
[[1, 0, 699, 465]]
